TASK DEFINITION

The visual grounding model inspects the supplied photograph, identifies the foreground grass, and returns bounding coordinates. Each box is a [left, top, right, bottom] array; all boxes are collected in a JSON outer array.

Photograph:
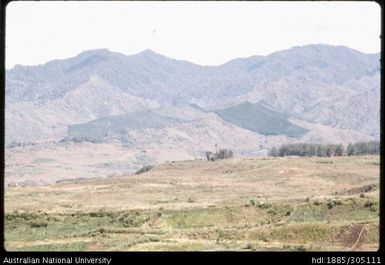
[[4, 156, 379, 251]]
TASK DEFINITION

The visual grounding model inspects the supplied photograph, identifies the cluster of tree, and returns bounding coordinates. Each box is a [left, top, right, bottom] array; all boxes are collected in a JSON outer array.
[[206, 149, 234, 161], [270, 143, 344, 157], [269, 141, 379, 157], [346, 141, 380, 156]]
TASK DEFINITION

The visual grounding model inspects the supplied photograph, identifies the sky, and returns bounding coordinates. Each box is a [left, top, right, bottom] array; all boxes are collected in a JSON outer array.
[[5, 1, 381, 69]]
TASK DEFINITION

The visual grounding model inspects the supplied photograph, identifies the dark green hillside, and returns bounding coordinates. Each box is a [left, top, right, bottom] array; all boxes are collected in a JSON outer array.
[[68, 110, 183, 141], [214, 101, 308, 138]]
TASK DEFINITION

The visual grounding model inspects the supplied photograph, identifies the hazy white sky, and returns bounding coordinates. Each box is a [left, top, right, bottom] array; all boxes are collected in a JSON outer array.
[[5, 1, 381, 69]]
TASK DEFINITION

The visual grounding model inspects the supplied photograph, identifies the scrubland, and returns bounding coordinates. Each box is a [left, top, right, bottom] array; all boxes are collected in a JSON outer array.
[[4, 156, 379, 251]]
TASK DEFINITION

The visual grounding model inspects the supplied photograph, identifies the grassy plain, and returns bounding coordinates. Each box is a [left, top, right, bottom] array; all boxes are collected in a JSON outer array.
[[4, 155, 379, 251]]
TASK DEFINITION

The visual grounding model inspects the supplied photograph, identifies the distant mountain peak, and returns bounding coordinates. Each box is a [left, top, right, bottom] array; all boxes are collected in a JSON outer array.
[[139, 49, 157, 54], [135, 49, 169, 60], [269, 43, 375, 58], [76, 48, 112, 57], [79, 48, 160, 58]]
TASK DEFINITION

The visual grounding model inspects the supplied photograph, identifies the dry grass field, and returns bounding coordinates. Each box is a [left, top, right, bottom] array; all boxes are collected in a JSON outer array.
[[4, 155, 379, 251]]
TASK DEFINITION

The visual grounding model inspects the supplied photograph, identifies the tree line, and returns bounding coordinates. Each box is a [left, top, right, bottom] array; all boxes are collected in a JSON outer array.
[[269, 141, 379, 157], [346, 141, 380, 156]]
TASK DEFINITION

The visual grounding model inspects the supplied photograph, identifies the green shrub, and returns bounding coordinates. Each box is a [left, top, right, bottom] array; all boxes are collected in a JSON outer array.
[[285, 211, 292, 216], [258, 202, 271, 209], [364, 201, 375, 208], [334, 200, 342, 206], [30, 221, 48, 228]]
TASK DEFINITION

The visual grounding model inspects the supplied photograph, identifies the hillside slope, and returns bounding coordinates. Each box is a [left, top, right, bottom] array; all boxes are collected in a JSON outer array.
[[214, 101, 308, 137], [5, 76, 160, 144], [5, 156, 379, 251], [231, 73, 380, 137], [5, 44, 380, 144]]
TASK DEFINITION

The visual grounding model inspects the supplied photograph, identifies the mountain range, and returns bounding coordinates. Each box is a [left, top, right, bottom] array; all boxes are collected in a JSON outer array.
[[5, 44, 380, 158], [5, 44, 380, 185]]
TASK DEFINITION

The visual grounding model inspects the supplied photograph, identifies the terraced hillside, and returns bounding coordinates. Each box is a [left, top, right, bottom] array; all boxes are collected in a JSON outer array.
[[4, 155, 379, 251]]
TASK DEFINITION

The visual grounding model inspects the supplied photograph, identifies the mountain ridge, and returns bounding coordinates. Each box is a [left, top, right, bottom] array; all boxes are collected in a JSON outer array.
[[5, 44, 380, 146], [7, 44, 379, 103], [8, 44, 379, 71]]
